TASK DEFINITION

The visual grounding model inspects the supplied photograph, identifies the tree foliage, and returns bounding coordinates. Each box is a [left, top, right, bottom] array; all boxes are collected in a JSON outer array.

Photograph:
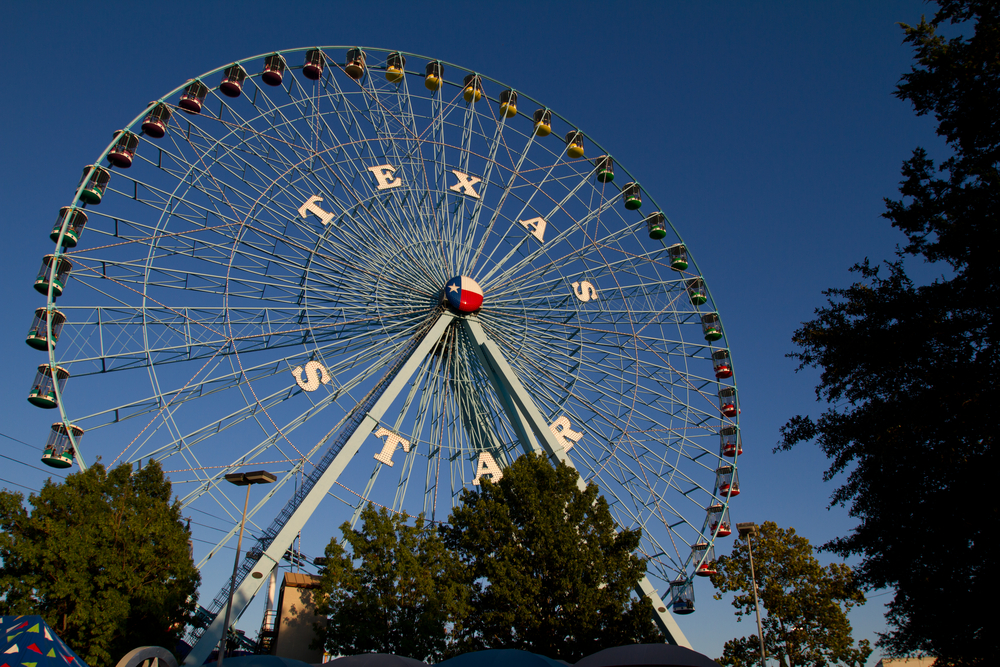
[[778, 2, 995, 665], [710, 522, 870, 667], [441, 454, 660, 662], [0, 461, 200, 667], [312, 504, 469, 663]]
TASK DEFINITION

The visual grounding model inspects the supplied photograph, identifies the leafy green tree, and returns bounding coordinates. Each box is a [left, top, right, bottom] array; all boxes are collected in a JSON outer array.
[[778, 3, 994, 665], [0, 461, 200, 667], [442, 453, 660, 662], [312, 504, 469, 662], [710, 522, 871, 667]]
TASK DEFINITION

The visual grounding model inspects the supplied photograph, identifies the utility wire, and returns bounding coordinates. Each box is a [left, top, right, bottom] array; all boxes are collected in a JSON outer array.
[[0, 477, 39, 493], [0, 430, 41, 451], [0, 451, 67, 479]]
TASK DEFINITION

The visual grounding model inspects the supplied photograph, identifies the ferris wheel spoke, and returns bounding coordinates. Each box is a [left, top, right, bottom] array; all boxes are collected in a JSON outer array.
[[68, 351, 289, 427], [81, 168, 315, 273], [476, 155, 596, 273], [70, 318, 372, 426], [359, 76, 433, 240], [52, 305, 259, 374], [512, 345, 717, 449], [170, 388, 357, 507], [590, 454, 696, 540], [442, 96, 486, 273], [222, 86, 351, 196], [480, 194, 620, 289], [467, 127, 543, 273], [139, 383, 313, 473], [51, 293, 426, 376], [456, 111, 511, 273], [158, 115, 368, 253], [590, 465, 682, 545], [83, 322, 430, 490]]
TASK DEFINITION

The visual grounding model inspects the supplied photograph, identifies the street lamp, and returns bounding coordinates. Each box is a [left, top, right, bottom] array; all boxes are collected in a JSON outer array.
[[736, 522, 767, 667], [218, 470, 276, 667]]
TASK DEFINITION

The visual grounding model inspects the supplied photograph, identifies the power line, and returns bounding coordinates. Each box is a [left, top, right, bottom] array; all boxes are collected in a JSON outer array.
[[191, 536, 238, 552], [0, 451, 67, 479], [190, 519, 232, 534], [0, 430, 41, 451], [0, 477, 40, 493]]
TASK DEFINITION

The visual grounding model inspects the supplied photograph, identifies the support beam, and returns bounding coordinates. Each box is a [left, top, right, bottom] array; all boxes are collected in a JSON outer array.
[[461, 316, 692, 648], [184, 313, 455, 665]]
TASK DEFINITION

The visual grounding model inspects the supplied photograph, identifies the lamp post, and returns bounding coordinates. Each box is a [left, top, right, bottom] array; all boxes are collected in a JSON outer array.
[[736, 522, 767, 667], [218, 470, 276, 667]]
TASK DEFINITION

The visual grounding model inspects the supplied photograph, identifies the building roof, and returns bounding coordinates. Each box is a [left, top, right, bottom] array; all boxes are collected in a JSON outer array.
[[282, 572, 321, 589]]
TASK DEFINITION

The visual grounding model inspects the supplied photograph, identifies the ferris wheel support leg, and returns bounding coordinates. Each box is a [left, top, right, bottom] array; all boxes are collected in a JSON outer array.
[[462, 317, 586, 482], [636, 576, 693, 648], [461, 316, 692, 649], [184, 313, 455, 666], [463, 321, 541, 457]]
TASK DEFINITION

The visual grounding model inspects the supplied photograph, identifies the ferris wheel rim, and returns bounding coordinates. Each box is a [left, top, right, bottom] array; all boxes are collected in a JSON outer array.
[[33, 46, 742, 616]]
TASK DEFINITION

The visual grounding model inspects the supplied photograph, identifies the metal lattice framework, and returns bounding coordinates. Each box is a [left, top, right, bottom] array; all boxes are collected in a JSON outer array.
[[30, 47, 742, 656]]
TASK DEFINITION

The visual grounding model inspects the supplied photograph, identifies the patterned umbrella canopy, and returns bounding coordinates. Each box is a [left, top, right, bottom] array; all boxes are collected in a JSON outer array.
[[1, 617, 88, 667]]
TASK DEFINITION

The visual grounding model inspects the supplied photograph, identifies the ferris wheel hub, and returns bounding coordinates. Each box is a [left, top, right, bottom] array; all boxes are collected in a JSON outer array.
[[444, 276, 484, 313]]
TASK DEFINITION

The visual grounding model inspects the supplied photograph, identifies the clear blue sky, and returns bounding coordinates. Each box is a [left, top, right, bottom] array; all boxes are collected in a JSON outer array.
[[1, 1, 941, 662]]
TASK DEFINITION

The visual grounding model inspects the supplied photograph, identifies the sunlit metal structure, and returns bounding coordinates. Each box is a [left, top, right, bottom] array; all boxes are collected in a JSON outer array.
[[25, 47, 743, 660]]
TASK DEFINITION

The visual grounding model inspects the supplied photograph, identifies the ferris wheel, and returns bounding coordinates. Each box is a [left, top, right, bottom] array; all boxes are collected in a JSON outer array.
[[27, 47, 742, 658]]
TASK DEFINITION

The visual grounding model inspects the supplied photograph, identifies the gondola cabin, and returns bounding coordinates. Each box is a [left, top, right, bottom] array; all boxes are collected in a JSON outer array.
[[345, 48, 366, 80], [701, 313, 723, 341], [594, 155, 614, 183], [141, 102, 171, 138], [425, 60, 444, 91], [499, 89, 517, 118], [646, 212, 667, 240], [262, 53, 287, 86], [719, 386, 738, 418], [622, 182, 642, 210], [712, 349, 733, 378], [565, 131, 584, 158], [41, 423, 82, 469], [178, 80, 209, 114], [686, 277, 707, 305], [692, 542, 717, 576], [34, 255, 73, 297], [107, 131, 139, 168], [77, 165, 110, 205], [50, 206, 88, 248], [533, 109, 552, 136], [721, 426, 742, 457], [670, 579, 695, 615], [716, 465, 739, 496], [220, 64, 247, 97], [463, 74, 483, 103], [27, 364, 70, 409], [667, 243, 688, 271], [26, 308, 66, 351], [303, 49, 326, 80], [707, 504, 732, 537], [385, 52, 406, 83]]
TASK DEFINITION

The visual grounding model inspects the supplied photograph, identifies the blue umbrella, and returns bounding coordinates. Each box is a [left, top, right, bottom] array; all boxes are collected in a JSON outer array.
[[438, 649, 565, 667], [0, 616, 88, 667]]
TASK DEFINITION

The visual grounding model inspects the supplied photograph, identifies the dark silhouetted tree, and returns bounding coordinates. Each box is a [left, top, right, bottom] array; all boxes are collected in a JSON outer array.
[[779, 2, 995, 665]]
